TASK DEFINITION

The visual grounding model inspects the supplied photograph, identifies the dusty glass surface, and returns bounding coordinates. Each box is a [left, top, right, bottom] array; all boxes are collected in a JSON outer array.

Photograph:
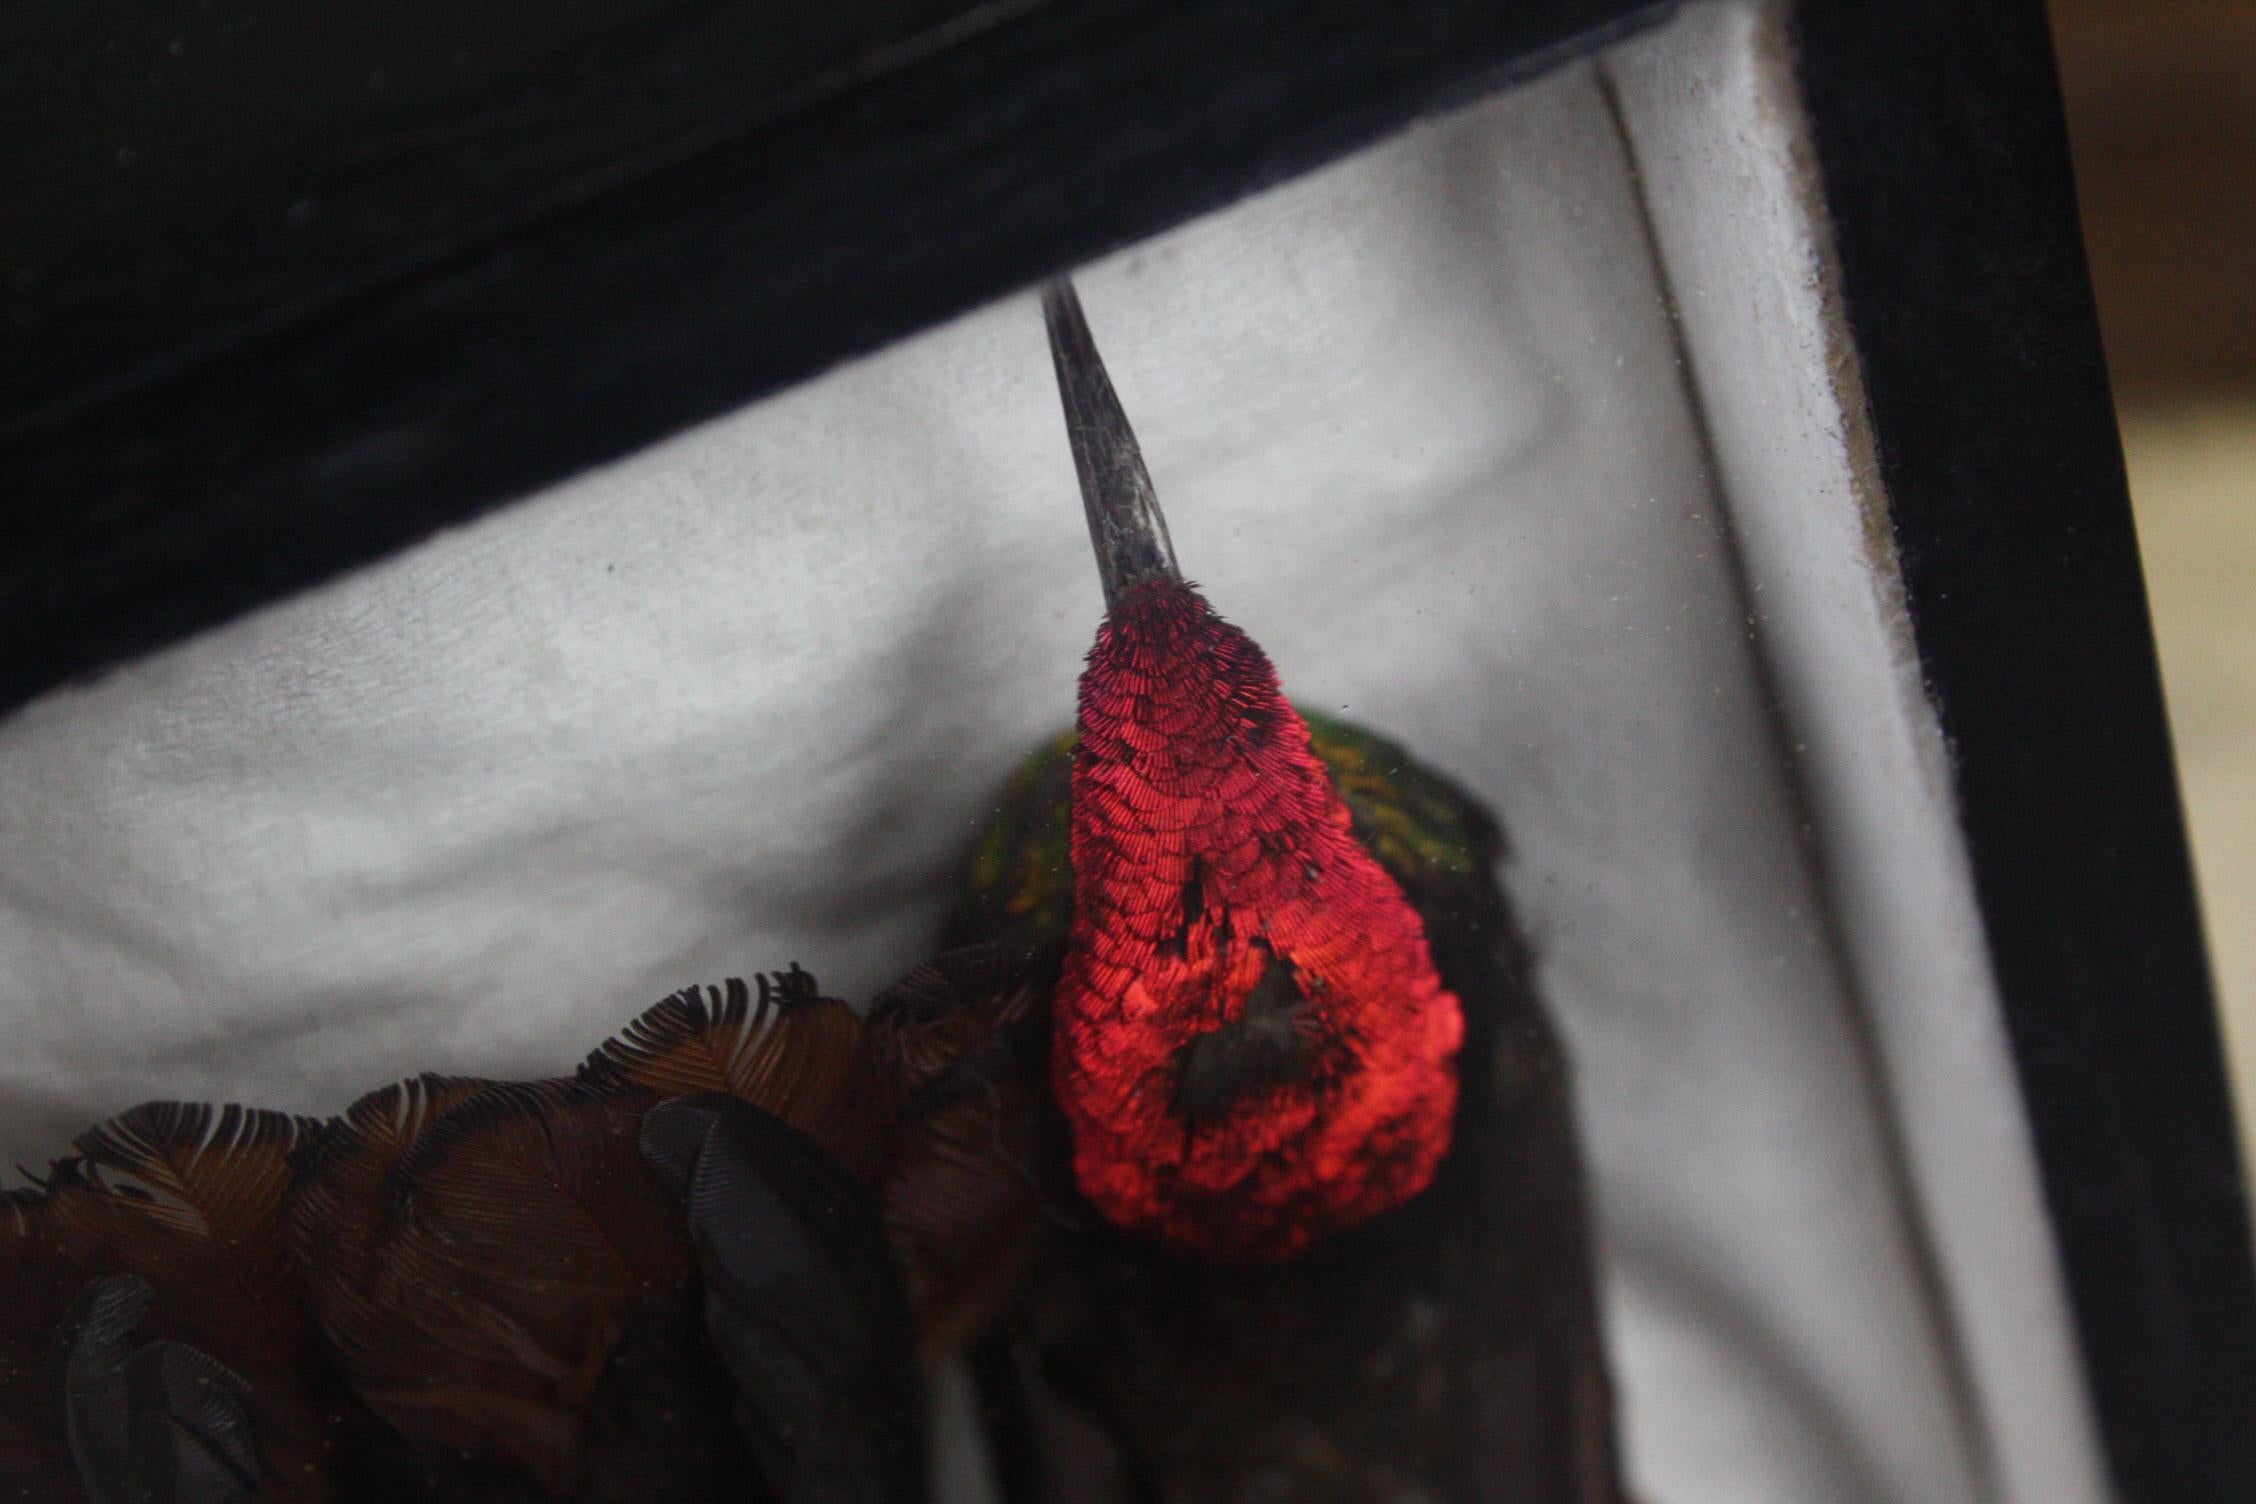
[[0, 7, 2113, 1504]]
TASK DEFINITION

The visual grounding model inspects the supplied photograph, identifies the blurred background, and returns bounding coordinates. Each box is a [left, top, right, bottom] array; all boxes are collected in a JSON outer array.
[[2051, 0, 2256, 1174]]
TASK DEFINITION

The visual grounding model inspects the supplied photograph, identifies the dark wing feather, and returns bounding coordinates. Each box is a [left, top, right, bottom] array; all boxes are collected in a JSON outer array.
[[125, 1339, 262, 1503], [640, 1097, 926, 1504], [47, 1276, 264, 1504], [49, 1273, 150, 1504], [584, 968, 884, 1176]]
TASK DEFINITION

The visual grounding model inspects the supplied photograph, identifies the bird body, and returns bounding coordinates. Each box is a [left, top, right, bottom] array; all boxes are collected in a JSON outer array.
[[927, 280, 1626, 1502], [948, 704, 1621, 1504]]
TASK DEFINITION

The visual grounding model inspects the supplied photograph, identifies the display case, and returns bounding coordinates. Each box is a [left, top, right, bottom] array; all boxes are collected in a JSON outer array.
[[3, 2, 2249, 1501]]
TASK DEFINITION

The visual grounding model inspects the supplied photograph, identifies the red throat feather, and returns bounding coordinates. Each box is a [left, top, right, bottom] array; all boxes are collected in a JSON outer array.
[[1042, 283, 1463, 1260]]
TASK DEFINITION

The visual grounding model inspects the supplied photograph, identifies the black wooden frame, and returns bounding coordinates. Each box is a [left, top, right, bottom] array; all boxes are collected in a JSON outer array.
[[1798, 5, 2256, 1498], [4, 0, 2250, 1498], [0, 0, 1667, 713]]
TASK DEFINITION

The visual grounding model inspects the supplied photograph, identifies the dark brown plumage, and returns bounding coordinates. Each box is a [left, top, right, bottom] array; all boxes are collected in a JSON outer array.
[[858, 946, 1063, 1358], [0, 963, 976, 1504], [286, 1075, 723, 1500], [639, 1095, 925, 1504], [7, 1104, 344, 1504]]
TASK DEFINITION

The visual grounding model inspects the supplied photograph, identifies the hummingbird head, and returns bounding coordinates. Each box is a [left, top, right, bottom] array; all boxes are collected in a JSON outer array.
[[1041, 282, 1463, 1261]]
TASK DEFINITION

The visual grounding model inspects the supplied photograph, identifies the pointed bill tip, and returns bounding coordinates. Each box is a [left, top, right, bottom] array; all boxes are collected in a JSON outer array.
[[1042, 278, 1180, 608]]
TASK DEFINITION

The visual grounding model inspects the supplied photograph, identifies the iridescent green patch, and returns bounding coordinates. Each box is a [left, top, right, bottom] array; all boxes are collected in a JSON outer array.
[[944, 712, 1498, 953], [1300, 710, 1494, 895], [950, 727, 1077, 953]]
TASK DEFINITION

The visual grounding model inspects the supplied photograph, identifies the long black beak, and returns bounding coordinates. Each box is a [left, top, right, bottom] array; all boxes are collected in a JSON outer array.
[[1042, 279, 1180, 607]]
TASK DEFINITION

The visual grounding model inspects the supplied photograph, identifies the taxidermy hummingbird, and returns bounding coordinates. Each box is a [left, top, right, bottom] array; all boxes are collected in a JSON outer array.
[[930, 280, 1626, 1502], [0, 275, 1621, 1504]]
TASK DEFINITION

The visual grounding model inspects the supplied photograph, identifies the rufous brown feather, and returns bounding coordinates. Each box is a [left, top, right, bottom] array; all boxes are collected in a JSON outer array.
[[583, 967, 884, 1179], [860, 946, 1067, 1355], [38, 1103, 339, 1502], [287, 1075, 721, 1499]]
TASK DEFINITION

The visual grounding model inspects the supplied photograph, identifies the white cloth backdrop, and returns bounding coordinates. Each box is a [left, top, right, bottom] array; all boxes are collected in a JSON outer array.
[[0, 20, 2102, 1504]]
